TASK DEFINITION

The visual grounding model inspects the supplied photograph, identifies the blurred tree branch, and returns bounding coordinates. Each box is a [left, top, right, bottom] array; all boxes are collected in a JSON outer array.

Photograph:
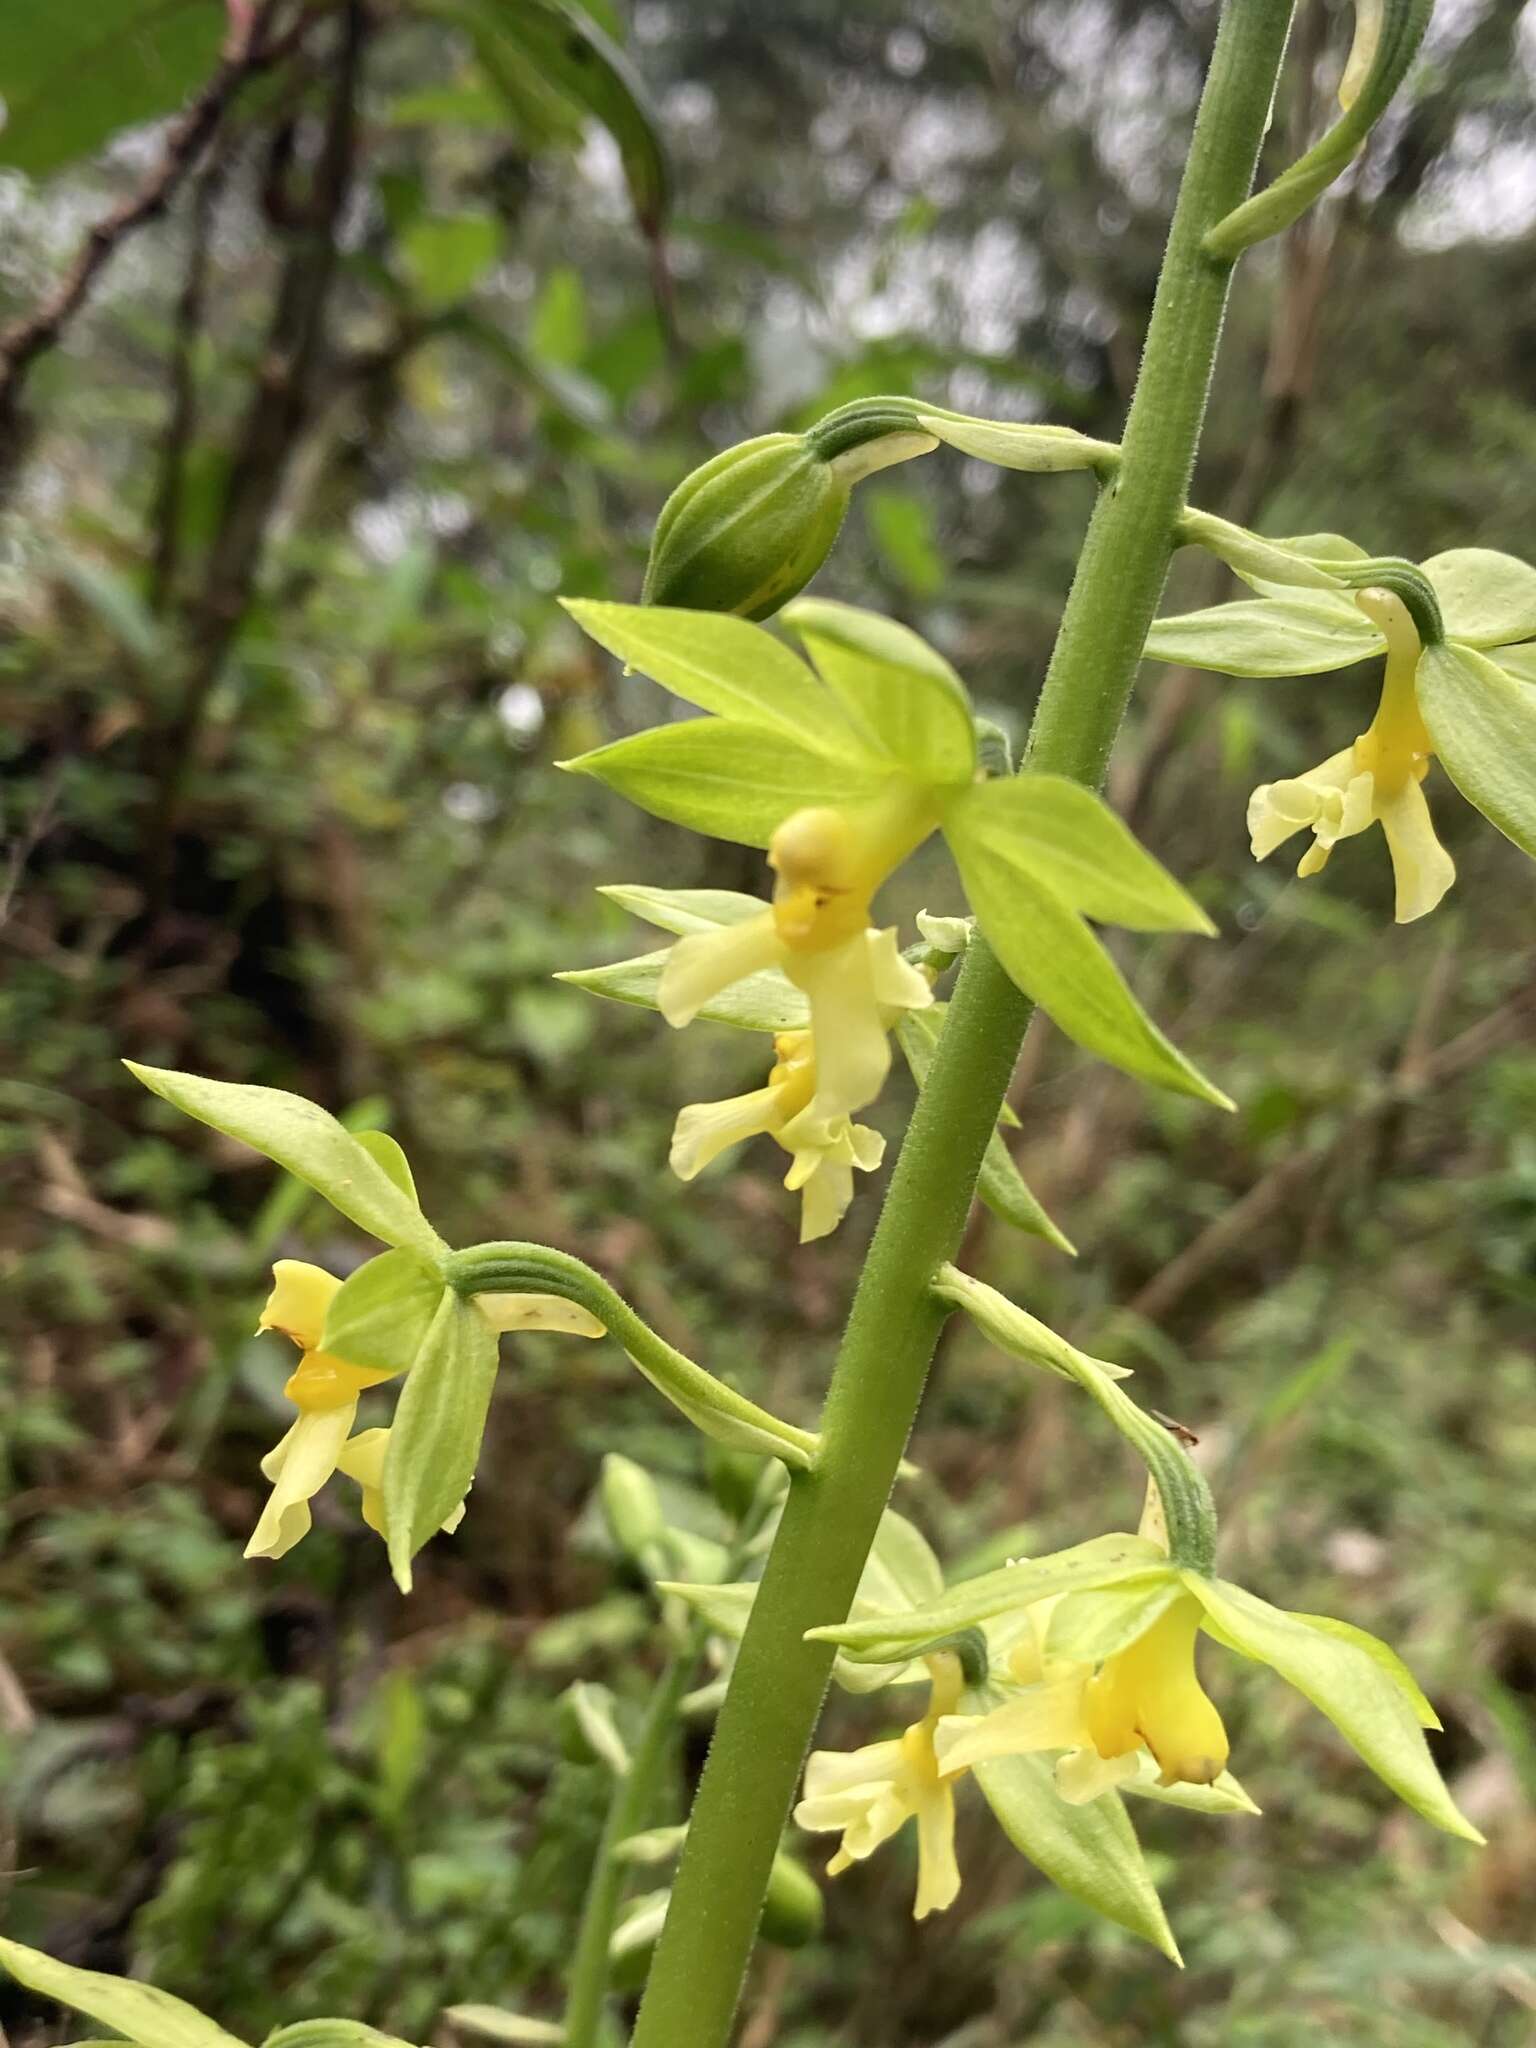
[[0, 1, 320, 478]]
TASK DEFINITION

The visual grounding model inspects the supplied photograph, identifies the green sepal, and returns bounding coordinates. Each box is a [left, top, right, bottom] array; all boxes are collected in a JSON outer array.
[[1044, 1576, 1185, 1664], [948, 774, 1215, 934], [561, 717, 892, 849], [808, 1533, 1170, 1663], [442, 2007, 564, 2044], [382, 1290, 500, 1591], [124, 1064, 444, 1263], [1203, 0, 1434, 259], [320, 1249, 448, 1379], [779, 596, 976, 786], [1489, 641, 1536, 685], [941, 810, 1231, 1107], [915, 413, 1120, 474], [1183, 1573, 1482, 1843], [556, 946, 806, 1032], [897, 1011, 1073, 1253], [1417, 642, 1536, 859], [1119, 1754, 1261, 1816], [932, 1266, 1215, 1572], [264, 2026, 420, 2048], [353, 1129, 418, 1203], [598, 882, 769, 935], [561, 599, 864, 753], [1142, 592, 1378, 677], [970, 1754, 1179, 1961], [1422, 548, 1536, 647], [0, 1936, 250, 2048]]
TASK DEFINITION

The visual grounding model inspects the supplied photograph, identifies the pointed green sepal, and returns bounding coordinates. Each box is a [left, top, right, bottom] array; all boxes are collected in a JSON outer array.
[[320, 1248, 448, 1379], [125, 1064, 445, 1262], [1417, 641, 1536, 860], [382, 1289, 499, 1591], [779, 596, 976, 787]]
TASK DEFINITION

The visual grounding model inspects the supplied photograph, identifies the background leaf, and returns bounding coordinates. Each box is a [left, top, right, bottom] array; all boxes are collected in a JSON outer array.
[[0, 1936, 249, 2048]]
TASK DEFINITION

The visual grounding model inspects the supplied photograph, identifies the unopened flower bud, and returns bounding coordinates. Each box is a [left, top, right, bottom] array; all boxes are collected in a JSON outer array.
[[643, 418, 936, 620], [599, 1452, 666, 1563], [761, 1850, 825, 1948]]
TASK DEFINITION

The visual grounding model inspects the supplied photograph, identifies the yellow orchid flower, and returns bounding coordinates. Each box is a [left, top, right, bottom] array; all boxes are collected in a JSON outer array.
[[1247, 588, 1456, 922], [248, 1260, 397, 1561], [934, 1594, 1231, 1803], [794, 1653, 965, 1920], [249, 1260, 600, 1561], [657, 801, 933, 1131], [670, 1029, 886, 1242]]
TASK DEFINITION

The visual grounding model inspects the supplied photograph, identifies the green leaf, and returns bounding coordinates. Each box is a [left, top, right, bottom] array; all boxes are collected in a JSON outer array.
[[320, 1250, 448, 1379], [528, 264, 588, 366], [1184, 1575, 1482, 1842], [399, 210, 502, 310], [916, 415, 1119, 473], [0, 0, 224, 176], [125, 1065, 445, 1262], [943, 819, 1231, 1107], [808, 1534, 1168, 1663], [382, 1291, 500, 1591], [896, 1011, 1073, 1252], [971, 1757, 1179, 1960], [443, 2010, 563, 2045], [1142, 593, 1378, 677], [598, 882, 771, 936], [950, 775, 1213, 934], [1120, 1756, 1261, 1816], [458, 0, 669, 234], [562, 600, 865, 754], [265, 2026, 419, 2048], [1417, 642, 1536, 858], [1422, 549, 1536, 647], [561, 718, 892, 849], [779, 596, 975, 786], [0, 1936, 249, 2048], [556, 946, 807, 1032]]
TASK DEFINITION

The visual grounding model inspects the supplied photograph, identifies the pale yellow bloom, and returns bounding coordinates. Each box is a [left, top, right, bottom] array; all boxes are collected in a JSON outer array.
[[1247, 589, 1455, 923], [657, 801, 934, 1133], [794, 1654, 965, 1920], [248, 1259, 592, 1561], [935, 1594, 1230, 1799], [670, 1029, 886, 1242]]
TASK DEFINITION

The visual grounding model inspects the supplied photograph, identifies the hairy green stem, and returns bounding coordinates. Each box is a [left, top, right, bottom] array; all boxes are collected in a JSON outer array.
[[562, 1645, 694, 2048], [630, 9, 1298, 2042]]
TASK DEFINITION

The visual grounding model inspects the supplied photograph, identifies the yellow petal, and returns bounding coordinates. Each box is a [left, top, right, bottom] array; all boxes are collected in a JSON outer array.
[[246, 1404, 356, 1560], [864, 926, 934, 1017], [259, 1260, 343, 1351], [656, 913, 781, 1027], [783, 933, 892, 1120], [669, 1086, 783, 1180], [912, 1778, 961, 1919], [794, 1154, 855, 1242], [1054, 1745, 1141, 1804], [1375, 776, 1456, 923], [932, 1678, 1089, 1775], [336, 1425, 468, 1540]]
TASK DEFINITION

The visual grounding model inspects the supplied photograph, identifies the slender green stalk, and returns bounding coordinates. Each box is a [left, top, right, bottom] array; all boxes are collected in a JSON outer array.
[[562, 1646, 695, 2048], [631, 9, 1298, 2043]]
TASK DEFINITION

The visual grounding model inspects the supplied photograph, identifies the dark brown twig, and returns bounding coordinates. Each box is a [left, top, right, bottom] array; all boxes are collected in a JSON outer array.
[[0, 2, 314, 473], [144, 0, 366, 904]]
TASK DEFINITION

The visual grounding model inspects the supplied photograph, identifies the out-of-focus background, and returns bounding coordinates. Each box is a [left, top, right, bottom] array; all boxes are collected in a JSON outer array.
[[2, 3, 1535, 2043]]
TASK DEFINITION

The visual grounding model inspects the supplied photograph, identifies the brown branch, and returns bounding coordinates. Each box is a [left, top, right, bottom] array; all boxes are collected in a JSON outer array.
[[0, 2, 314, 474], [144, 0, 367, 904], [148, 157, 226, 614]]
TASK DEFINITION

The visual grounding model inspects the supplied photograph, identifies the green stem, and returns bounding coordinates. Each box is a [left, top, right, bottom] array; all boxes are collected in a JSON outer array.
[[562, 1645, 695, 2048], [631, 10, 1298, 2043]]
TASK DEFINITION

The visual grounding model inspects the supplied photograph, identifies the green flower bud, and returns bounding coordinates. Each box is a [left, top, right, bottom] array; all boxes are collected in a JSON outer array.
[[599, 1451, 666, 1563], [761, 1850, 825, 1948], [642, 415, 936, 621]]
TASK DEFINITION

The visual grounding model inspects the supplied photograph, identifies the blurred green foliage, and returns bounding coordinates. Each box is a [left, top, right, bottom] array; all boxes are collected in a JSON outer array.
[[2, 3, 1535, 2044]]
